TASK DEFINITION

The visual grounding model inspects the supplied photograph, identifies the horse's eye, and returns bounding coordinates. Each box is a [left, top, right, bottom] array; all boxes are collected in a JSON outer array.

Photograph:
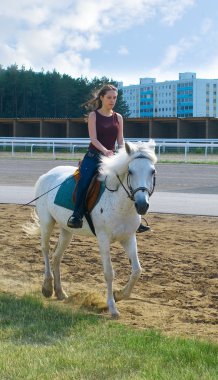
[[128, 169, 132, 175]]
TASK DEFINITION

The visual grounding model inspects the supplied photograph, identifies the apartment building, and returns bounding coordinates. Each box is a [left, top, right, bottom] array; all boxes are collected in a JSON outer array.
[[118, 72, 218, 118]]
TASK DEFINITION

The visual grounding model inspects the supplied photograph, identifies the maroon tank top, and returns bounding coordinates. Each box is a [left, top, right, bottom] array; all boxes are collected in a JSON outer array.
[[89, 110, 119, 152]]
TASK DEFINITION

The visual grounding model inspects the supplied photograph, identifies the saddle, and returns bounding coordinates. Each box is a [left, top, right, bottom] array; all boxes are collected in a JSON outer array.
[[72, 168, 101, 213]]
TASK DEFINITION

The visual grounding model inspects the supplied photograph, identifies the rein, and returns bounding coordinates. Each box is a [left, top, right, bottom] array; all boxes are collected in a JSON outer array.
[[20, 176, 72, 207], [105, 155, 156, 201]]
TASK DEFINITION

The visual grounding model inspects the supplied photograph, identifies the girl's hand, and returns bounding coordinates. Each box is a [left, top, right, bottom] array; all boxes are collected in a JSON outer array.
[[104, 149, 114, 157]]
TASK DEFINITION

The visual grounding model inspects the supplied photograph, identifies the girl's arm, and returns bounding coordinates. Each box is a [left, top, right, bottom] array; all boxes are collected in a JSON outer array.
[[116, 113, 124, 148]]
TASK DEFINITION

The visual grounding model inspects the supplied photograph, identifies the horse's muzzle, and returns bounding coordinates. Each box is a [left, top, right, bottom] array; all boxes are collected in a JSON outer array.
[[135, 201, 149, 215]]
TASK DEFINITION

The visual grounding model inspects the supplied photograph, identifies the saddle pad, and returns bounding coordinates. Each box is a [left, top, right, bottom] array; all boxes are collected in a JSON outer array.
[[54, 175, 76, 211], [54, 174, 105, 212]]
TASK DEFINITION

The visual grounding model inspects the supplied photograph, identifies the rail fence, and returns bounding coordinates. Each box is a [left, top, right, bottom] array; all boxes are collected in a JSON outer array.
[[1, 137, 218, 162]]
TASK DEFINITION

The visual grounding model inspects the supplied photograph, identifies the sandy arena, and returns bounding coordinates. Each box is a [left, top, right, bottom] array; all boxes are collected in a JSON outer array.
[[0, 203, 217, 342]]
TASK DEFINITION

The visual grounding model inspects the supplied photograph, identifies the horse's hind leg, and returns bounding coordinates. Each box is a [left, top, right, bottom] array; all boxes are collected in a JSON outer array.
[[41, 218, 56, 298], [53, 228, 72, 300], [114, 235, 142, 302]]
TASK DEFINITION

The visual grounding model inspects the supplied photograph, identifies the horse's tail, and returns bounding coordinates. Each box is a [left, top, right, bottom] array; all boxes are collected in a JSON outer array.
[[23, 209, 41, 236]]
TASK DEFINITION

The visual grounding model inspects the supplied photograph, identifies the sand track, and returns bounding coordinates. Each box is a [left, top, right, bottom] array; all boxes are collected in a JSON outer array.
[[0, 204, 217, 342]]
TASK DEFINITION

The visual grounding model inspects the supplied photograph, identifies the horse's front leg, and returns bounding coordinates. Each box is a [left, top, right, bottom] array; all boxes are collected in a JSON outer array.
[[97, 234, 120, 319], [52, 228, 72, 300], [114, 234, 142, 302]]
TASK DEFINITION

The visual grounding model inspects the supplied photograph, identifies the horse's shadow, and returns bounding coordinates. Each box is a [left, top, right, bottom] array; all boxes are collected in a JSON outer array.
[[0, 291, 104, 345]]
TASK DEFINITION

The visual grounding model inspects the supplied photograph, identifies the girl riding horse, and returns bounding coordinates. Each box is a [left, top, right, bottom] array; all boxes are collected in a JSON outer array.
[[67, 84, 150, 232]]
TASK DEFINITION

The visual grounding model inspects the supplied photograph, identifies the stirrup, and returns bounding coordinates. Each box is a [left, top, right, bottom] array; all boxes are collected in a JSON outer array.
[[137, 218, 151, 233]]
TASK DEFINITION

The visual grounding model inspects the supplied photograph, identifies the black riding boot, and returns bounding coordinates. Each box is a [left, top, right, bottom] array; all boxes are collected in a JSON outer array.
[[137, 218, 151, 233], [67, 212, 83, 228], [137, 223, 150, 233]]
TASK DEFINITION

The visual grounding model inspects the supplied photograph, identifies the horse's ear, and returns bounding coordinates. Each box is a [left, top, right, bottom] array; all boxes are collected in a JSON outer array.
[[125, 142, 133, 155], [148, 139, 156, 151]]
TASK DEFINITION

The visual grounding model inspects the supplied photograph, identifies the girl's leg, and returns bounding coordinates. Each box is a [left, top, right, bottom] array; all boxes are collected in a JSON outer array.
[[67, 152, 100, 228]]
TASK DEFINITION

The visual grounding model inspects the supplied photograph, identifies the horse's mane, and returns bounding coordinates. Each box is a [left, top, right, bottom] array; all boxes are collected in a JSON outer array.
[[99, 140, 157, 180]]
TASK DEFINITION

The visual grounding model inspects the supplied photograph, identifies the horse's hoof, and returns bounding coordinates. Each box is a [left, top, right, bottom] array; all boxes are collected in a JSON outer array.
[[42, 278, 53, 298], [42, 287, 53, 298], [113, 290, 123, 302], [55, 291, 68, 300], [111, 311, 120, 320]]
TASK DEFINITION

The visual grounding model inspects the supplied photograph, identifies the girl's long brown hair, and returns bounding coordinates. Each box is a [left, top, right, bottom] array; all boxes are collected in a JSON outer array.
[[83, 84, 118, 113]]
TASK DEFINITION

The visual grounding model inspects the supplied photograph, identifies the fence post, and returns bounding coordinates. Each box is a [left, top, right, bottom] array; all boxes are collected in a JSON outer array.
[[205, 145, 208, 159], [31, 144, 34, 157], [52, 142, 55, 159], [158, 144, 161, 160], [184, 144, 188, 162]]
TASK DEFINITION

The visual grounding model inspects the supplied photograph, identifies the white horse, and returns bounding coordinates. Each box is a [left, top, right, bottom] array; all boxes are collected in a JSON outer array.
[[26, 140, 157, 318]]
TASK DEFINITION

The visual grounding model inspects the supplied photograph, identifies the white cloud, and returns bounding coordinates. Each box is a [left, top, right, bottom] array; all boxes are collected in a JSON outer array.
[[149, 34, 199, 81], [0, 0, 197, 78], [200, 18, 213, 35], [158, 0, 195, 26], [118, 46, 129, 56], [47, 51, 91, 78]]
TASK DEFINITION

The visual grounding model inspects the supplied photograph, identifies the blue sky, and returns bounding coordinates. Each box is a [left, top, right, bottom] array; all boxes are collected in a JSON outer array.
[[0, 0, 218, 85]]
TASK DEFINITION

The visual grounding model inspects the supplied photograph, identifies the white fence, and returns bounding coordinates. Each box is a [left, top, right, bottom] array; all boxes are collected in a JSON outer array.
[[1, 137, 218, 161], [0, 137, 89, 159]]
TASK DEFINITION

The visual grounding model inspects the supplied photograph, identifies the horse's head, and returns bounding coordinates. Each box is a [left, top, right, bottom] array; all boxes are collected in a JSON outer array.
[[125, 141, 157, 215], [99, 140, 157, 215]]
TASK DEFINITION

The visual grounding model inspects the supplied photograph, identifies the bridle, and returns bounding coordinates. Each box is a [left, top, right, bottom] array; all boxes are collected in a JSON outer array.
[[105, 155, 156, 201]]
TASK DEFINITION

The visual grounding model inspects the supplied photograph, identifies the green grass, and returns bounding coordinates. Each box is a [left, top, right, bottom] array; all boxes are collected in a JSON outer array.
[[0, 292, 217, 380]]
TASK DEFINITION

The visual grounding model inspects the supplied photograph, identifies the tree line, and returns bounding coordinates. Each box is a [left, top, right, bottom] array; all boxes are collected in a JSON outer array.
[[0, 64, 130, 118]]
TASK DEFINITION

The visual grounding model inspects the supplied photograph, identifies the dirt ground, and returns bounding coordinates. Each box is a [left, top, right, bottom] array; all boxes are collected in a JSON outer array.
[[0, 204, 217, 343]]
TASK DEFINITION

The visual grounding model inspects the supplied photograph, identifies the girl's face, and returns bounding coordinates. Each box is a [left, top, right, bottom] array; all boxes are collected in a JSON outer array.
[[100, 90, 118, 109]]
